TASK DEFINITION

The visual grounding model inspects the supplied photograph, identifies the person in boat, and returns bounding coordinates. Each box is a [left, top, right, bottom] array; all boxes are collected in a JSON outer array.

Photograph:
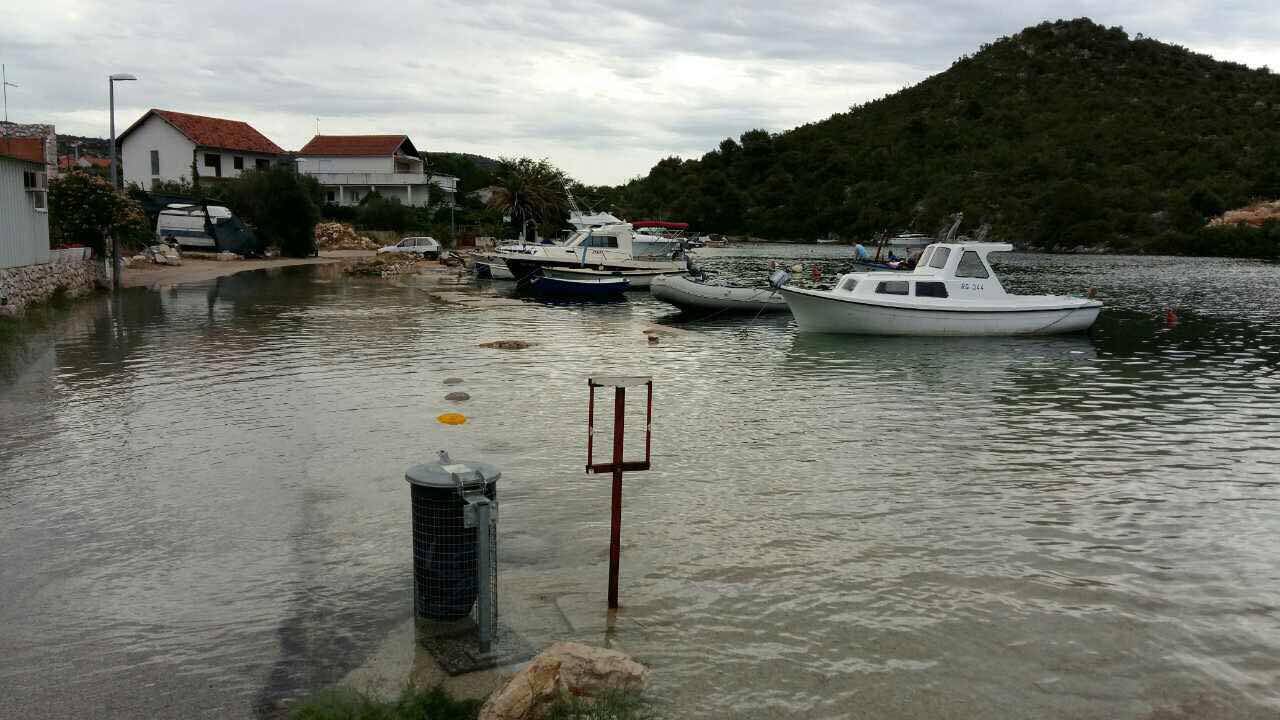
[[854, 243, 870, 261]]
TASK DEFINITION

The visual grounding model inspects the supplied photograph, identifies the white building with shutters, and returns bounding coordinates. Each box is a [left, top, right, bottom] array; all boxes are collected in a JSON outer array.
[[116, 109, 285, 189], [295, 134, 456, 207]]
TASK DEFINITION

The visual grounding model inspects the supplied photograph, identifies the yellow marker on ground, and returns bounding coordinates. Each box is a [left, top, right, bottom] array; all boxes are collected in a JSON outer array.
[[437, 412, 467, 425]]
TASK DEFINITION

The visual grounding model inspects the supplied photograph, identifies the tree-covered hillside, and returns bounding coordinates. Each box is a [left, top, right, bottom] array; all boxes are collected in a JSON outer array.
[[589, 18, 1280, 253]]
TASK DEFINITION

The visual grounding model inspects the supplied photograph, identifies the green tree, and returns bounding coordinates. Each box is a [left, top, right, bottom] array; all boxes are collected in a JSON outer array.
[[223, 167, 322, 257], [356, 192, 416, 232], [48, 171, 151, 255], [486, 157, 571, 241]]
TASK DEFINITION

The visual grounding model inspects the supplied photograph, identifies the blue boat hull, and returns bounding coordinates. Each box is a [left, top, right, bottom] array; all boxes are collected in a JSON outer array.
[[531, 275, 630, 297]]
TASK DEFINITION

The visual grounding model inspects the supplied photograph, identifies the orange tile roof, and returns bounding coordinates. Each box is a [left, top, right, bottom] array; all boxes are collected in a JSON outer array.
[[0, 137, 46, 164], [120, 109, 284, 155], [297, 134, 417, 157]]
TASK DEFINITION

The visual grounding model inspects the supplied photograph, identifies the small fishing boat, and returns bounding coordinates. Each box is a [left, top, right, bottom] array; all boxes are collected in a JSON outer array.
[[473, 255, 515, 280], [542, 266, 680, 289], [816, 238, 841, 244], [779, 242, 1101, 336], [531, 274, 630, 298], [650, 274, 790, 314]]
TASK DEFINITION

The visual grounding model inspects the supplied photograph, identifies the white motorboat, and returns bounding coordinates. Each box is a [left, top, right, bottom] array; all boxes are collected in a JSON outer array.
[[651, 274, 791, 314], [542, 266, 681, 289], [779, 242, 1101, 336], [496, 222, 685, 287]]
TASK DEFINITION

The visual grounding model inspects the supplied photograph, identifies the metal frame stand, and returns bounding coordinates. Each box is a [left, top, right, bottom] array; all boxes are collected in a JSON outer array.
[[586, 375, 653, 609], [452, 468, 497, 653]]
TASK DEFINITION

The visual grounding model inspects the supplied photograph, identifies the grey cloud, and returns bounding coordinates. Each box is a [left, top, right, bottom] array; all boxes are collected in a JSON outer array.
[[1, 0, 1276, 184]]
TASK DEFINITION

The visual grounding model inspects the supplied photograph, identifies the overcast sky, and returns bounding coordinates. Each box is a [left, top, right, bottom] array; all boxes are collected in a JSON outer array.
[[3, 1, 1277, 185]]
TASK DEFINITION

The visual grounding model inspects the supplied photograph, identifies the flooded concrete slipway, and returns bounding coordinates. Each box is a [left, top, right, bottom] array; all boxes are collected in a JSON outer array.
[[2, 247, 1279, 719]]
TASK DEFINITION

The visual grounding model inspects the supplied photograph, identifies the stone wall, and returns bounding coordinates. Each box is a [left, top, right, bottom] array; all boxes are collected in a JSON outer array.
[[0, 251, 106, 317]]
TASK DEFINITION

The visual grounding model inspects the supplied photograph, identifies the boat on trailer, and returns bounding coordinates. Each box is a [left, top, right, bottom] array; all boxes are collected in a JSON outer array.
[[779, 242, 1101, 336], [650, 274, 791, 314]]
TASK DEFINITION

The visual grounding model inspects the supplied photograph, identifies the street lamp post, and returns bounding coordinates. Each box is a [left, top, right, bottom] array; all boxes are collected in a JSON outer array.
[[108, 73, 136, 291]]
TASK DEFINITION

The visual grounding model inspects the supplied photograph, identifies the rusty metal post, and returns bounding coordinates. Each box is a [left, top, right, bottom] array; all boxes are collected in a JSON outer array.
[[608, 386, 625, 608], [586, 375, 652, 610]]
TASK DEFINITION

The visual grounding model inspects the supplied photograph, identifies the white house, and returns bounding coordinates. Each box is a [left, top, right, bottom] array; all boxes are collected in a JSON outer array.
[[116, 109, 285, 189], [295, 134, 457, 207], [0, 137, 50, 270]]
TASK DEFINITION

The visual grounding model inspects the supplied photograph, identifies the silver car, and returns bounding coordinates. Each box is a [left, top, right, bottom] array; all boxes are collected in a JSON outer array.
[[378, 236, 441, 259]]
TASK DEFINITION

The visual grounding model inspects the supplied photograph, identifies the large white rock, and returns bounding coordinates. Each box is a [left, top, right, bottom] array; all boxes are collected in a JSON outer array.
[[477, 642, 648, 720]]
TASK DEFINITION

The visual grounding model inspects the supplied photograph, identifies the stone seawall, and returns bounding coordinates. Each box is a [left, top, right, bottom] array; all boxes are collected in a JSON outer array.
[[0, 252, 107, 316]]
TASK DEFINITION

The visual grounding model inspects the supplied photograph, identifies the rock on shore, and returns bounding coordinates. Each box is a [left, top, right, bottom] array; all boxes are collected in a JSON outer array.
[[477, 642, 648, 720]]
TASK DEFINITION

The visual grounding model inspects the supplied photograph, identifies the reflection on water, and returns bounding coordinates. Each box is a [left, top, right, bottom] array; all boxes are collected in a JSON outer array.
[[2, 251, 1279, 719]]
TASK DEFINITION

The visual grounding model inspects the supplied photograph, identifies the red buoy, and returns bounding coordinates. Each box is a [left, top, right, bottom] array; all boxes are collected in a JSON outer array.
[[1165, 308, 1178, 326]]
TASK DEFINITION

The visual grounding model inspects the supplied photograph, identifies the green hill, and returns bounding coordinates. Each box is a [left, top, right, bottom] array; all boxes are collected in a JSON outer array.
[[594, 18, 1280, 254]]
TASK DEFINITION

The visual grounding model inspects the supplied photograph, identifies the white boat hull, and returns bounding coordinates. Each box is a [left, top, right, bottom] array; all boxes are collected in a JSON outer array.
[[542, 266, 680, 289], [651, 274, 791, 313], [780, 287, 1100, 336], [474, 259, 514, 280]]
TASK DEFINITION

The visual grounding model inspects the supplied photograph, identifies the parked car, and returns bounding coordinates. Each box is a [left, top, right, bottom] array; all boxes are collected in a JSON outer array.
[[378, 236, 441, 259]]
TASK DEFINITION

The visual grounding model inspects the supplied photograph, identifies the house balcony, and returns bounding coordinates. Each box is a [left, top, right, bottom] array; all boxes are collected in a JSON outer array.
[[307, 172, 434, 186], [307, 172, 458, 207]]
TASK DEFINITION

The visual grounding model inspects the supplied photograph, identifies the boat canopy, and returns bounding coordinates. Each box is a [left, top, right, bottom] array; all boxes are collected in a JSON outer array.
[[631, 220, 689, 230]]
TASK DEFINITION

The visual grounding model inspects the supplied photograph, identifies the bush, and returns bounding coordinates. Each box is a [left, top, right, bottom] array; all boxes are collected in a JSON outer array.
[[223, 167, 322, 257], [48, 171, 152, 255], [357, 192, 416, 233]]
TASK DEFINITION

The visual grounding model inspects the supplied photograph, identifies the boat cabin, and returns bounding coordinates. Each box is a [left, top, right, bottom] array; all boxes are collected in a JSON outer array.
[[835, 242, 1012, 301], [562, 222, 682, 260]]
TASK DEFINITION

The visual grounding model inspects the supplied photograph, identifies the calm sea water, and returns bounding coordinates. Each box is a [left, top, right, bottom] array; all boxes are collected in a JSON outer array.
[[2, 247, 1278, 719]]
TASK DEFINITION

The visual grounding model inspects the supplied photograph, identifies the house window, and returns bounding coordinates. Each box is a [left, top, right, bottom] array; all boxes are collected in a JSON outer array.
[[255, 158, 270, 170], [233, 156, 244, 170], [326, 190, 336, 203], [23, 169, 48, 209], [955, 251, 990, 279], [915, 281, 949, 298], [150, 150, 160, 175], [204, 153, 222, 178]]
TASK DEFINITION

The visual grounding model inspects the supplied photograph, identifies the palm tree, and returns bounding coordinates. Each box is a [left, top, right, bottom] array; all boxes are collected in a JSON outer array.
[[486, 158, 571, 242]]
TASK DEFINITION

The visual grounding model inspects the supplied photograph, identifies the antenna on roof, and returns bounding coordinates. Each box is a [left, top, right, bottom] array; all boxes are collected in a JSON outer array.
[[316, 117, 320, 135], [2, 64, 18, 123]]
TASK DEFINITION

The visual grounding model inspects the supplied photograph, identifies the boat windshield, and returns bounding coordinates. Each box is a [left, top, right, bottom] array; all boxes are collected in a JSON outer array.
[[928, 247, 951, 269]]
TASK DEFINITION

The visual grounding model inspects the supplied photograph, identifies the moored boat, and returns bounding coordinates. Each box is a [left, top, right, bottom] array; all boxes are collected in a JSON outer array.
[[531, 274, 630, 298], [650, 274, 791, 314], [496, 222, 685, 287], [779, 242, 1101, 336], [473, 255, 515, 280], [542, 266, 680, 289]]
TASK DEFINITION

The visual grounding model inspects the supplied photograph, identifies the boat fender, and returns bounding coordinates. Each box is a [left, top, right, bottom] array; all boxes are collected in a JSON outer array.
[[810, 266, 821, 282]]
